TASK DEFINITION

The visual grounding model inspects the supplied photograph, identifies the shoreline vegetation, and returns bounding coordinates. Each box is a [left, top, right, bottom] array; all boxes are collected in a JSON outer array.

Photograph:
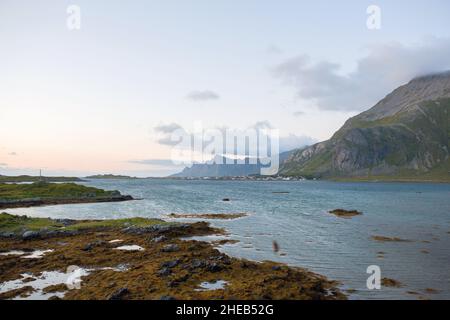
[[0, 213, 345, 300], [0, 182, 134, 210]]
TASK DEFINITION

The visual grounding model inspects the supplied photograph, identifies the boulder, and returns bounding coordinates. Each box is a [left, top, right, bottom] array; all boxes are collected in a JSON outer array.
[[107, 288, 129, 300], [161, 259, 180, 269], [151, 235, 167, 243], [161, 244, 180, 252], [22, 231, 40, 240], [206, 262, 223, 272], [157, 267, 172, 277]]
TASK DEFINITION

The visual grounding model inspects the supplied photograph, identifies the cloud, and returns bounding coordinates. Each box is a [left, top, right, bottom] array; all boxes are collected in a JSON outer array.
[[251, 121, 315, 152], [186, 90, 220, 101], [251, 120, 273, 130], [152, 120, 315, 156], [129, 159, 182, 168], [153, 123, 185, 146], [293, 111, 305, 117], [272, 38, 450, 111], [154, 123, 182, 133], [0, 163, 7, 167], [8, 152, 17, 156], [279, 134, 316, 152], [267, 44, 283, 55]]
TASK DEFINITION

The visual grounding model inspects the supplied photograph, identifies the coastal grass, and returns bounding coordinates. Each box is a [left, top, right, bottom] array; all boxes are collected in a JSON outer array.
[[0, 182, 116, 200], [0, 213, 61, 233], [64, 217, 168, 231], [0, 212, 166, 234]]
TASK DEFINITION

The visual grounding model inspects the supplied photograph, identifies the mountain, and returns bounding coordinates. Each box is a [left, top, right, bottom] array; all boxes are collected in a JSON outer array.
[[171, 151, 296, 178], [280, 71, 450, 181]]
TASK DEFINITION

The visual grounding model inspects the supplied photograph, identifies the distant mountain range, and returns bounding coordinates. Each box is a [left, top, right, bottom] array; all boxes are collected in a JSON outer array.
[[171, 152, 294, 178], [280, 71, 450, 182]]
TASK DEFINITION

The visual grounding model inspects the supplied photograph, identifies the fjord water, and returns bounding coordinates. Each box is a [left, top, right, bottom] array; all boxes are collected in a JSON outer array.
[[6, 179, 450, 299]]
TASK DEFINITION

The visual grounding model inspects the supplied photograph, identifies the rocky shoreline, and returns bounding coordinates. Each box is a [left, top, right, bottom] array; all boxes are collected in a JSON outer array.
[[0, 182, 134, 210], [0, 213, 345, 300], [0, 194, 134, 210]]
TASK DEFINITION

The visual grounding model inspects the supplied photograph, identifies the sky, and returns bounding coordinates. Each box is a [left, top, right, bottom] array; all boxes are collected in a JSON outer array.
[[1, 0, 449, 176]]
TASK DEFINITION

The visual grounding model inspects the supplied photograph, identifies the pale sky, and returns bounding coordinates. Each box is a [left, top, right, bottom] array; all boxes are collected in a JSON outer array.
[[1, 0, 449, 176]]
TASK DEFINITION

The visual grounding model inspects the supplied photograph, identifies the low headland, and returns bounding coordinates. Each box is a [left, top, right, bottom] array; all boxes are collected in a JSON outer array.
[[0, 182, 134, 209], [0, 212, 345, 300], [167, 213, 247, 220], [0, 175, 84, 183]]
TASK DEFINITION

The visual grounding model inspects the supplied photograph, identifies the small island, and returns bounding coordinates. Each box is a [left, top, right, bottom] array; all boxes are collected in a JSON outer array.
[[168, 213, 248, 220], [85, 174, 140, 180], [371, 235, 411, 242], [328, 209, 362, 218], [0, 182, 133, 209], [381, 277, 403, 288]]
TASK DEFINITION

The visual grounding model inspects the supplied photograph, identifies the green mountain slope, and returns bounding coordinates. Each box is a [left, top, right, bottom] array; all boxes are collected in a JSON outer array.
[[280, 72, 450, 182]]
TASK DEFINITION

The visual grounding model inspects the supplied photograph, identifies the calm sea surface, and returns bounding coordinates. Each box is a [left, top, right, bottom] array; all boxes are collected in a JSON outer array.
[[5, 179, 450, 299]]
